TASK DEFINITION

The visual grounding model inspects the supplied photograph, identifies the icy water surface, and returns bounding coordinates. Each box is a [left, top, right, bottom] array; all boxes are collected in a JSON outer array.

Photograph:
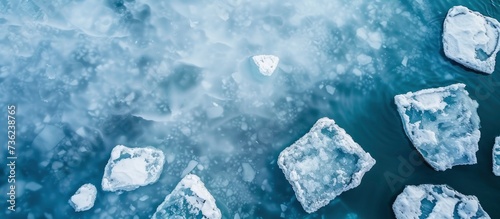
[[1, 0, 500, 218]]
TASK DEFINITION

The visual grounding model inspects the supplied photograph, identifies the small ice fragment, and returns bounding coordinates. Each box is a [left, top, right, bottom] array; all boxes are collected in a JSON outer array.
[[25, 182, 43, 191], [393, 184, 490, 219], [443, 6, 500, 74], [280, 204, 287, 212], [277, 118, 376, 213], [241, 163, 256, 182], [69, 183, 97, 212], [356, 27, 382, 49], [394, 83, 480, 171], [32, 125, 65, 151], [357, 54, 372, 65], [181, 160, 199, 177], [493, 137, 500, 176], [325, 85, 336, 95], [252, 55, 280, 76], [152, 174, 222, 219], [102, 145, 165, 192], [402, 56, 408, 67]]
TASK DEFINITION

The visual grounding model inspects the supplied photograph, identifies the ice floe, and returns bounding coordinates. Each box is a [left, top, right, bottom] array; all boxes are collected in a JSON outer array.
[[152, 174, 221, 219], [69, 183, 97, 212], [393, 184, 490, 219], [102, 145, 165, 192], [277, 117, 376, 213], [443, 6, 500, 74], [493, 137, 500, 176], [395, 83, 480, 171], [252, 55, 280, 76]]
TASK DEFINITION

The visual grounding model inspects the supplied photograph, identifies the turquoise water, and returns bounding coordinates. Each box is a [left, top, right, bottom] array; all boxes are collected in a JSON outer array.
[[1, 0, 500, 218]]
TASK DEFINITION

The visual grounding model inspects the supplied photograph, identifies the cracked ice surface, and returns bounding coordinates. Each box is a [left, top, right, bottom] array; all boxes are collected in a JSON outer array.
[[394, 83, 480, 171], [152, 174, 221, 219], [69, 183, 97, 212], [443, 6, 500, 74], [493, 137, 500, 176], [102, 145, 165, 192], [393, 184, 490, 219], [278, 117, 376, 213]]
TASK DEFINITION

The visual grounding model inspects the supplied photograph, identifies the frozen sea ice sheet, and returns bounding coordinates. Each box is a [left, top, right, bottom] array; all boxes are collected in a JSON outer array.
[[443, 6, 500, 74], [69, 183, 97, 212], [102, 145, 165, 192], [493, 137, 500, 176], [277, 117, 376, 213], [152, 174, 221, 219], [393, 184, 490, 219], [394, 83, 480, 171]]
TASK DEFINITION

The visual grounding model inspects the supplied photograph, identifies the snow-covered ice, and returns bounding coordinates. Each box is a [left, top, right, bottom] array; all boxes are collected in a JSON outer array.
[[493, 137, 500, 176], [252, 55, 280, 76], [443, 6, 500, 74], [394, 83, 480, 171], [152, 174, 221, 219], [69, 184, 97, 212], [102, 145, 165, 192], [277, 117, 376, 213], [393, 184, 490, 219]]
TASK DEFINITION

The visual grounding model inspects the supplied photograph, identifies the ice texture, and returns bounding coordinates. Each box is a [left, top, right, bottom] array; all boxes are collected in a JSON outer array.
[[394, 83, 480, 171], [152, 174, 222, 219], [277, 117, 376, 213], [493, 137, 500, 176], [393, 184, 490, 219], [443, 6, 500, 74], [69, 184, 97, 212], [252, 55, 280, 76], [101, 145, 165, 192]]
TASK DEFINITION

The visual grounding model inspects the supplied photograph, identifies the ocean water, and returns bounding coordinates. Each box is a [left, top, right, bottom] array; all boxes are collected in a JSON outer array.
[[0, 0, 500, 218]]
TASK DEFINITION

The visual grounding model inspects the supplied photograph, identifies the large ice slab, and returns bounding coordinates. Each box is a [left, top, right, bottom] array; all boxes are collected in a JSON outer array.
[[393, 184, 490, 219], [394, 83, 480, 171], [277, 117, 376, 213], [69, 183, 97, 212], [443, 6, 500, 74], [493, 137, 500, 176], [152, 174, 222, 219], [102, 145, 165, 192], [252, 55, 279, 76]]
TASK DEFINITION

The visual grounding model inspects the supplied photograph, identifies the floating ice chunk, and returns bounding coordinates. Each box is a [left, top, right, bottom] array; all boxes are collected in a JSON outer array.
[[277, 118, 376, 213], [252, 55, 280, 76], [493, 137, 500, 176], [32, 125, 65, 151], [25, 182, 43, 191], [443, 6, 500, 74], [356, 28, 382, 49], [152, 174, 222, 219], [402, 56, 408, 67], [393, 184, 490, 219], [69, 184, 97, 212], [357, 54, 372, 65], [241, 163, 256, 182], [394, 83, 480, 171], [181, 160, 199, 177], [102, 145, 165, 192]]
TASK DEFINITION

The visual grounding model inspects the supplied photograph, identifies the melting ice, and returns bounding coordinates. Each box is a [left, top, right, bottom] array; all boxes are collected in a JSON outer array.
[[443, 6, 500, 74], [393, 184, 490, 219], [278, 117, 376, 213], [394, 83, 480, 171], [102, 145, 165, 192]]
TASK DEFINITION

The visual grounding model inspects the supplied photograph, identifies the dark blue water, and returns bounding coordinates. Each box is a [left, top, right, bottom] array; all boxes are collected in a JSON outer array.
[[0, 0, 500, 218]]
